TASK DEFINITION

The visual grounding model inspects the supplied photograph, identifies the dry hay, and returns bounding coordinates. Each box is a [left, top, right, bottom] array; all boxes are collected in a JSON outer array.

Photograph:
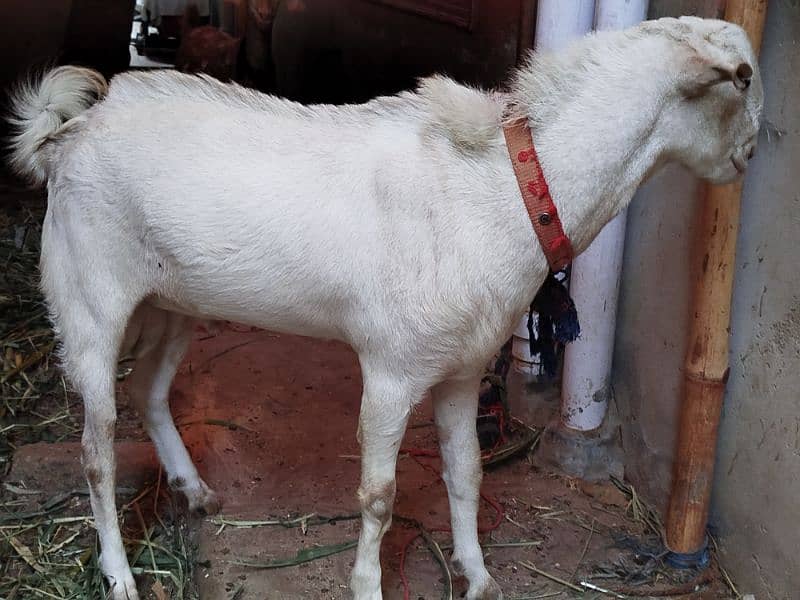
[[0, 178, 197, 599]]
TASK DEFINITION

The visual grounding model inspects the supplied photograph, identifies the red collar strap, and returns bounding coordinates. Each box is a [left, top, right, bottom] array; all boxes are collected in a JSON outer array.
[[502, 119, 574, 272]]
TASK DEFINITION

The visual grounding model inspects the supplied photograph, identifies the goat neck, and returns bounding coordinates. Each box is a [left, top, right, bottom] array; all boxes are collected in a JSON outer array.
[[507, 32, 673, 255]]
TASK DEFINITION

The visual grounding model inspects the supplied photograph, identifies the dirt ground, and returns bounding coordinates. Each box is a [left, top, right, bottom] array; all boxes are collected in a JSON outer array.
[[1, 174, 734, 599], [7, 328, 733, 600]]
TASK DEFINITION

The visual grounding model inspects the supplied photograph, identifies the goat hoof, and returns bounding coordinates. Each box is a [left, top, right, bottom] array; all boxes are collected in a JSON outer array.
[[185, 482, 222, 516], [107, 572, 140, 600], [100, 552, 139, 600], [451, 557, 466, 576], [466, 576, 503, 600]]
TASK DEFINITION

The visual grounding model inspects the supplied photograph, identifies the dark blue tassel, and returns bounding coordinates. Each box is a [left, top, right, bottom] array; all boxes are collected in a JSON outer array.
[[528, 270, 581, 378]]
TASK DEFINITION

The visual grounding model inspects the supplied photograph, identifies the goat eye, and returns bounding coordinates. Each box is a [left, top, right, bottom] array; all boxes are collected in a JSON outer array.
[[735, 63, 752, 90], [736, 63, 753, 79]]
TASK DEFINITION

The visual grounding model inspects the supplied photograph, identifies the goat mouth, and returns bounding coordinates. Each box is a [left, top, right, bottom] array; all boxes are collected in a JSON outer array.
[[731, 156, 747, 173]]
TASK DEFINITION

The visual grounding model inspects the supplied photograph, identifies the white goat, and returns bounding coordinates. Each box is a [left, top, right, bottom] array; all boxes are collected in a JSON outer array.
[[7, 16, 761, 600]]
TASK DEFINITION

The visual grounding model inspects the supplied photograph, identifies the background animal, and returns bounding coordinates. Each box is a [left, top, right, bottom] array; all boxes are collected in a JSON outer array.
[[175, 3, 244, 82]]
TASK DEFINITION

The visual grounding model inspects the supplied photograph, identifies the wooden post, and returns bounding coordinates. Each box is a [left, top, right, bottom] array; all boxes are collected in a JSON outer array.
[[665, 0, 769, 556]]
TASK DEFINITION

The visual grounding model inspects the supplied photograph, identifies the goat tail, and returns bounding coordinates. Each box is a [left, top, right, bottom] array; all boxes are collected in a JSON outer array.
[[7, 66, 108, 185]]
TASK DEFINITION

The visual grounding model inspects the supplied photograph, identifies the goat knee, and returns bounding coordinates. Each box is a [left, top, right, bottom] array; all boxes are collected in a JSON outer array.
[[352, 480, 396, 598], [358, 480, 396, 530]]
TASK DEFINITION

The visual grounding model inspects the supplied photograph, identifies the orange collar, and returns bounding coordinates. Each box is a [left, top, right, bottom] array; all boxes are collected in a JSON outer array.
[[503, 119, 573, 272]]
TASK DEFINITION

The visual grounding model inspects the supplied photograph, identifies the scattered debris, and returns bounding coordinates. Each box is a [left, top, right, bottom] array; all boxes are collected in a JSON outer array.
[[177, 418, 255, 433], [230, 539, 358, 569], [579, 580, 626, 598], [610, 475, 664, 538], [209, 512, 360, 535], [0, 482, 199, 598], [1, 197, 81, 476], [519, 560, 584, 593]]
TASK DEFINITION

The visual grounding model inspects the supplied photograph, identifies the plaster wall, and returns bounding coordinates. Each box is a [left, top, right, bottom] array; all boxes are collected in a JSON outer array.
[[613, 1, 800, 596]]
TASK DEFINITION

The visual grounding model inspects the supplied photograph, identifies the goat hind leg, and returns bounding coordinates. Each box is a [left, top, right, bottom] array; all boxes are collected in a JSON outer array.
[[433, 376, 502, 600], [54, 307, 139, 599], [127, 310, 220, 515]]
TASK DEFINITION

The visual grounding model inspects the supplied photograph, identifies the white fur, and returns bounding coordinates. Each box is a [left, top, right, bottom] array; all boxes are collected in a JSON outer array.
[[6, 16, 762, 600], [7, 66, 107, 185]]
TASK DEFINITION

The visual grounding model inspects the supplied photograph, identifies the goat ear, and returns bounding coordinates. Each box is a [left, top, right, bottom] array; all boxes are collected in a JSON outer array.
[[681, 58, 753, 97]]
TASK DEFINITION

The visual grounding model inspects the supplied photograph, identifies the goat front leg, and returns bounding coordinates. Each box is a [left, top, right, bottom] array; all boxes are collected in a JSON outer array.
[[350, 373, 412, 600], [433, 376, 502, 600]]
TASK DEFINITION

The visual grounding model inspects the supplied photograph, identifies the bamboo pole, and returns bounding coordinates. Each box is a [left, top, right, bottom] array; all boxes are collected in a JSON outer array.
[[665, 0, 769, 556]]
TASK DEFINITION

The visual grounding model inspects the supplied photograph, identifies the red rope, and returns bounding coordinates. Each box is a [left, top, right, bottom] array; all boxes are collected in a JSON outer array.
[[478, 490, 505, 534], [398, 531, 422, 598], [397, 447, 505, 600]]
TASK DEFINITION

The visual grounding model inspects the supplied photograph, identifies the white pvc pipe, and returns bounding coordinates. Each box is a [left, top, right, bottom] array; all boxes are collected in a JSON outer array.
[[560, 0, 649, 431], [511, 316, 537, 375], [594, 0, 648, 29], [511, 0, 595, 376], [534, 0, 595, 52]]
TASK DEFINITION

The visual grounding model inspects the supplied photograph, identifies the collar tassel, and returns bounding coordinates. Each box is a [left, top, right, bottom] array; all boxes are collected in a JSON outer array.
[[527, 270, 581, 379]]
